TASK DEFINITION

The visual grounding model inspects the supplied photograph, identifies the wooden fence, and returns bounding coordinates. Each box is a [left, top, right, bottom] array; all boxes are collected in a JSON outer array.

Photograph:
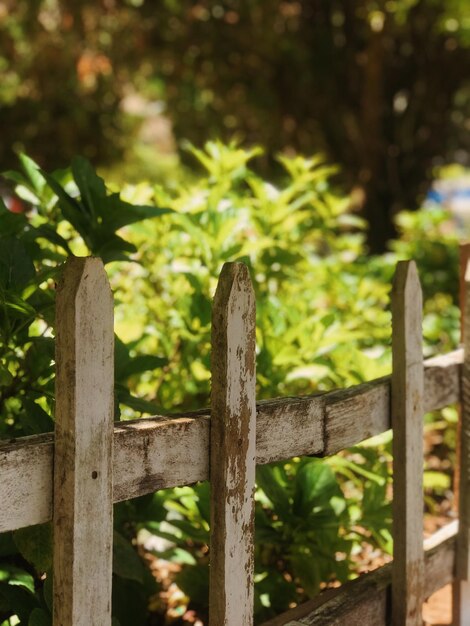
[[1, 255, 469, 625]]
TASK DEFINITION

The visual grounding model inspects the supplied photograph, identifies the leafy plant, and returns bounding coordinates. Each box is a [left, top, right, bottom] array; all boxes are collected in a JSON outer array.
[[0, 154, 172, 625], [0, 142, 460, 624]]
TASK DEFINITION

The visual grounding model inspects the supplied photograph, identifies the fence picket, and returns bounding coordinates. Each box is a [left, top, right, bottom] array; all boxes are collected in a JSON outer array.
[[53, 257, 114, 626], [391, 260, 424, 625], [454, 258, 470, 624], [2, 252, 466, 625], [209, 262, 256, 626]]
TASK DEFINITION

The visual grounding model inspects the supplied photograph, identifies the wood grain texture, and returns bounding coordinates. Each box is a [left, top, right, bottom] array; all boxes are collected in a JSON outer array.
[[454, 258, 470, 625], [260, 521, 457, 626], [457, 260, 470, 578], [453, 581, 470, 626], [53, 257, 114, 626], [391, 260, 424, 625], [454, 243, 470, 514], [0, 349, 461, 533], [209, 262, 256, 626]]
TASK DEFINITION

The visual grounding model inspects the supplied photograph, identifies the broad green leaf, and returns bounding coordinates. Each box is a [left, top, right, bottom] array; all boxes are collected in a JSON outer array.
[[0, 238, 35, 291], [92, 233, 136, 264], [29, 608, 52, 626], [0, 565, 35, 593], [40, 170, 89, 239], [290, 553, 321, 597], [14, 524, 52, 573], [0, 582, 39, 622], [117, 355, 168, 381], [113, 531, 145, 584], [21, 400, 54, 435], [19, 154, 46, 195], [34, 225, 72, 254], [0, 200, 28, 236], [0, 533, 17, 558], [1, 291, 36, 318], [71, 156, 106, 218], [112, 576, 148, 626], [174, 563, 209, 607], [256, 465, 291, 520], [293, 460, 339, 517], [0, 363, 13, 386], [98, 192, 172, 232], [115, 386, 162, 415]]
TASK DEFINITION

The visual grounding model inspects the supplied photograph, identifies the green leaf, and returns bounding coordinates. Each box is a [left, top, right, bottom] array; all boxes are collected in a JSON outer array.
[[112, 576, 148, 626], [256, 465, 291, 520], [0, 582, 39, 622], [293, 460, 339, 517], [0, 564, 35, 593], [98, 193, 172, 233], [115, 386, 162, 414], [0, 238, 36, 291], [40, 170, 89, 239], [71, 156, 106, 219], [29, 608, 52, 626], [0, 363, 13, 386], [0, 200, 28, 236], [2, 170, 30, 188], [290, 553, 321, 597], [116, 355, 168, 381], [92, 233, 136, 264], [174, 563, 209, 608], [1, 291, 36, 320], [0, 533, 17, 558], [21, 400, 54, 435], [19, 154, 46, 195], [113, 531, 144, 583], [14, 523, 53, 573], [34, 224, 72, 254]]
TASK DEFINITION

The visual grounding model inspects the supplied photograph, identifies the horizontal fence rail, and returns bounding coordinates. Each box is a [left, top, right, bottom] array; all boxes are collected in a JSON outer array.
[[0, 348, 462, 534], [260, 521, 458, 626], [1, 254, 468, 626]]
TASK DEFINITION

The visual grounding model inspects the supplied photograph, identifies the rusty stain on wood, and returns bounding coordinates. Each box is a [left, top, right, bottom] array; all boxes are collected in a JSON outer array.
[[53, 257, 114, 626], [209, 262, 256, 626], [391, 260, 424, 625]]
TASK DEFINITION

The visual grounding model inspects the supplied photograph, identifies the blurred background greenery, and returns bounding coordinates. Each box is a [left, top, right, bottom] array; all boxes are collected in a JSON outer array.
[[0, 1, 469, 624], [1, 0, 469, 249]]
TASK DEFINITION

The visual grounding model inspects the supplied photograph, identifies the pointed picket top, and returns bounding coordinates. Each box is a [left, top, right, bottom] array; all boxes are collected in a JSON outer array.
[[210, 262, 256, 626], [391, 259, 425, 626], [392, 259, 422, 314], [54, 256, 114, 626]]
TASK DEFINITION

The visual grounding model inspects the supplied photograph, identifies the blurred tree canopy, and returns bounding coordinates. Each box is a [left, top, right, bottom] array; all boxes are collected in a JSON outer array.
[[1, 0, 469, 250]]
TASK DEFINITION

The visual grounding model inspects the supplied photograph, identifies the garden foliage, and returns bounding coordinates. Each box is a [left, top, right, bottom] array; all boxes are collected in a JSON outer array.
[[0, 143, 460, 624]]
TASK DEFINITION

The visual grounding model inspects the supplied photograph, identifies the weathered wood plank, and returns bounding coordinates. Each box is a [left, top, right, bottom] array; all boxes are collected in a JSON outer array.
[[454, 257, 470, 625], [451, 243, 469, 512], [323, 348, 461, 457], [260, 521, 458, 626], [0, 433, 53, 532], [256, 395, 325, 463], [209, 262, 256, 626], [0, 350, 462, 533], [53, 257, 114, 626], [391, 260, 424, 625]]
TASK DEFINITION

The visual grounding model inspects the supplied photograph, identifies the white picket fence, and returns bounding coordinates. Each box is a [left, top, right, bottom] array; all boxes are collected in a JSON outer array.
[[1, 255, 470, 625]]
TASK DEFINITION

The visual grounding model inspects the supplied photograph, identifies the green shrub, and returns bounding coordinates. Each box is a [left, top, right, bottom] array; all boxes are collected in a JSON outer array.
[[0, 142, 460, 624]]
